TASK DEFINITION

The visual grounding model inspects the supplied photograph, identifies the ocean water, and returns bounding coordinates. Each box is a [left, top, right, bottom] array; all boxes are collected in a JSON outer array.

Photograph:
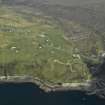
[[0, 83, 104, 105]]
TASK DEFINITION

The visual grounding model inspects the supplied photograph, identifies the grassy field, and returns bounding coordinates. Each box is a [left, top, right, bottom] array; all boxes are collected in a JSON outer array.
[[0, 5, 93, 83]]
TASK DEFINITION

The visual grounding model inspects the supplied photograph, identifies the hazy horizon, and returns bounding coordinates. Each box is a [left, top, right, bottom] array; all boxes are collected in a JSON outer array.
[[46, 0, 105, 6], [1, 0, 105, 6]]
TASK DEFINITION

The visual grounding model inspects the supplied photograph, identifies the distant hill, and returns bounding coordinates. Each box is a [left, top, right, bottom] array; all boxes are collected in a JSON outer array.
[[1, 0, 105, 6], [1, 0, 105, 33]]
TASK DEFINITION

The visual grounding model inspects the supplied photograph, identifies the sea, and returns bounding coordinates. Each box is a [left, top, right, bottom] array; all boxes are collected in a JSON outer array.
[[0, 83, 104, 105]]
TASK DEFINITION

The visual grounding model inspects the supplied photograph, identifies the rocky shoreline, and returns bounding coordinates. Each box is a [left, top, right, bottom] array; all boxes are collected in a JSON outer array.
[[1, 75, 105, 99], [0, 76, 91, 93]]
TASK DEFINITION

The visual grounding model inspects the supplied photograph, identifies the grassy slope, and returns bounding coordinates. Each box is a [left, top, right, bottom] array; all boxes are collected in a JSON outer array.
[[0, 5, 92, 83]]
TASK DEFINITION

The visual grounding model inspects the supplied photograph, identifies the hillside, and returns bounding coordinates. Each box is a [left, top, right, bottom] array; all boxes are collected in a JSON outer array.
[[0, 0, 105, 97], [0, 4, 94, 83]]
